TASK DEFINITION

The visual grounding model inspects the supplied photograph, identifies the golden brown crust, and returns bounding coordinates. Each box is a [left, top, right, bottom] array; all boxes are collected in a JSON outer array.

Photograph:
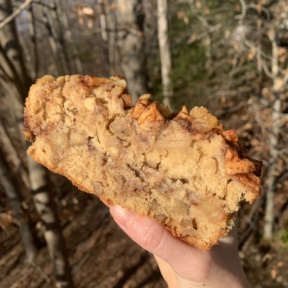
[[24, 74, 262, 250]]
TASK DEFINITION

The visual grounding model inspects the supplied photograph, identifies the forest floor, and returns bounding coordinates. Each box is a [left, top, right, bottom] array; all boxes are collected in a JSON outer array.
[[0, 177, 288, 288], [0, 182, 166, 288]]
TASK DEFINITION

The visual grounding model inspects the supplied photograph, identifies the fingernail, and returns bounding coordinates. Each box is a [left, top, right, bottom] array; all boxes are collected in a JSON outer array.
[[110, 205, 129, 224]]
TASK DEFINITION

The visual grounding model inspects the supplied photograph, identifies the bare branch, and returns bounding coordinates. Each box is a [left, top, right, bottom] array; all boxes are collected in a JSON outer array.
[[0, 0, 33, 30], [235, 0, 247, 24], [157, 0, 172, 109], [262, 60, 274, 79]]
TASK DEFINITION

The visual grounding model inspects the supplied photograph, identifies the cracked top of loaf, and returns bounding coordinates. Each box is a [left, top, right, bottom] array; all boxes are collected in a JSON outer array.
[[24, 75, 262, 250]]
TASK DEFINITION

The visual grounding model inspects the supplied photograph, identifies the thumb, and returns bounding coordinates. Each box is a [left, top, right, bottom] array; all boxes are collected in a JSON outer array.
[[109, 205, 211, 279]]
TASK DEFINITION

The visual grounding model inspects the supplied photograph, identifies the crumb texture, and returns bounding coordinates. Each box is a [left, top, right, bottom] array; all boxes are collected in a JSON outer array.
[[24, 75, 262, 250]]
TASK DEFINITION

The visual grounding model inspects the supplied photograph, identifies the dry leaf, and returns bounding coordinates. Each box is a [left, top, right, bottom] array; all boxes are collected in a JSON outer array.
[[271, 268, 278, 279], [195, 1, 202, 9], [247, 48, 256, 60]]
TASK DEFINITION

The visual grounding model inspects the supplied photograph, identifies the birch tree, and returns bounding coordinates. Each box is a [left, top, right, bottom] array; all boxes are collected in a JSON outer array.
[[231, 0, 288, 241], [263, 6, 288, 240], [0, 160, 37, 262], [105, 0, 120, 76], [28, 158, 74, 288], [0, 0, 31, 103], [0, 127, 37, 263], [157, 0, 172, 110], [115, 0, 149, 103], [0, 1, 74, 285], [95, 0, 110, 76]]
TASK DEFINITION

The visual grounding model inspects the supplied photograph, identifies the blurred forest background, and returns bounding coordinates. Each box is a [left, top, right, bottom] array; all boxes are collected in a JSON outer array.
[[0, 0, 287, 287]]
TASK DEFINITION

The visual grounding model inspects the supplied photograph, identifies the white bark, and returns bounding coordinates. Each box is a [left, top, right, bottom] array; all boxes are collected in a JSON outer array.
[[0, 158, 37, 263], [116, 0, 149, 103], [263, 29, 281, 240], [97, 0, 110, 76], [0, 0, 31, 102], [99, 0, 108, 42], [157, 0, 172, 110], [28, 158, 74, 288], [106, 0, 120, 76], [264, 97, 281, 240]]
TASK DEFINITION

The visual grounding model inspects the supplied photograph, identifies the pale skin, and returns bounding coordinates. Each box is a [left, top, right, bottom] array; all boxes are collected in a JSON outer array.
[[109, 205, 250, 288]]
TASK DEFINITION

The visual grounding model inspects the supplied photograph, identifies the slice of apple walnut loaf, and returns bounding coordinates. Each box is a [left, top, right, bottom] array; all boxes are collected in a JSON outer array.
[[24, 74, 261, 250]]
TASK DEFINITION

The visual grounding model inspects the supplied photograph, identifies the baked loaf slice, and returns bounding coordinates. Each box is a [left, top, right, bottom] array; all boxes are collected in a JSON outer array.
[[24, 75, 261, 250]]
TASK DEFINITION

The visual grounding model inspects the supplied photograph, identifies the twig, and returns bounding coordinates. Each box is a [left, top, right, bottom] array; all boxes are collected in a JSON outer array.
[[238, 198, 263, 249], [72, 253, 90, 273], [213, 102, 246, 117], [33, 263, 52, 284], [0, 0, 33, 30], [235, 0, 247, 24]]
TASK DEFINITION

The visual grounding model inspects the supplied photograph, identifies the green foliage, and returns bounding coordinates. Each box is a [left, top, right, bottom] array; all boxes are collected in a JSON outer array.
[[151, 0, 241, 111], [171, 41, 208, 110], [275, 229, 288, 250], [168, 2, 210, 110]]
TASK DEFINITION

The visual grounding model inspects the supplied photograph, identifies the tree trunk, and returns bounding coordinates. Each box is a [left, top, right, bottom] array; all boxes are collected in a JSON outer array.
[[263, 28, 281, 240], [58, 0, 83, 74], [264, 97, 281, 240], [97, 0, 110, 77], [157, 0, 172, 110], [0, 0, 31, 102], [256, 3, 263, 95], [0, 2, 37, 263], [40, 0, 71, 75], [27, 2, 39, 80], [106, 0, 121, 77], [0, 1, 74, 285], [116, 0, 149, 103], [99, 1, 108, 43], [28, 158, 74, 288], [0, 156, 37, 263]]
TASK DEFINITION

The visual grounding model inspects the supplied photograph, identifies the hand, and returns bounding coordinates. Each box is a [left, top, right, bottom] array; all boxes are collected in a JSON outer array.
[[110, 205, 249, 288]]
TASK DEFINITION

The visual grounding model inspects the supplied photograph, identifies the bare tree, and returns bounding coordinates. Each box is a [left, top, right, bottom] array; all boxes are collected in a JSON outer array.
[[157, 0, 172, 110], [0, 123, 37, 263], [28, 158, 74, 288], [57, 0, 83, 74], [105, 0, 121, 76], [263, 28, 285, 241], [0, 159, 37, 263], [98, 1, 108, 44], [96, 0, 110, 76], [0, 0, 74, 285], [38, 0, 71, 75], [0, 0, 31, 103], [231, 0, 288, 241], [115, 0, 149, 103]]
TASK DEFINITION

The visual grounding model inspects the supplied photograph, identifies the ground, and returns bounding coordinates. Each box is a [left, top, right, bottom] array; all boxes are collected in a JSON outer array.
[[0, 183, 166, 288], [0, 178, 288, 288]]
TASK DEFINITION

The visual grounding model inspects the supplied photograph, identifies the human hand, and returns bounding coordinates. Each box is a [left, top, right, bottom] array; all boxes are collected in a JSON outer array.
[[110, 205, 249, 288]]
